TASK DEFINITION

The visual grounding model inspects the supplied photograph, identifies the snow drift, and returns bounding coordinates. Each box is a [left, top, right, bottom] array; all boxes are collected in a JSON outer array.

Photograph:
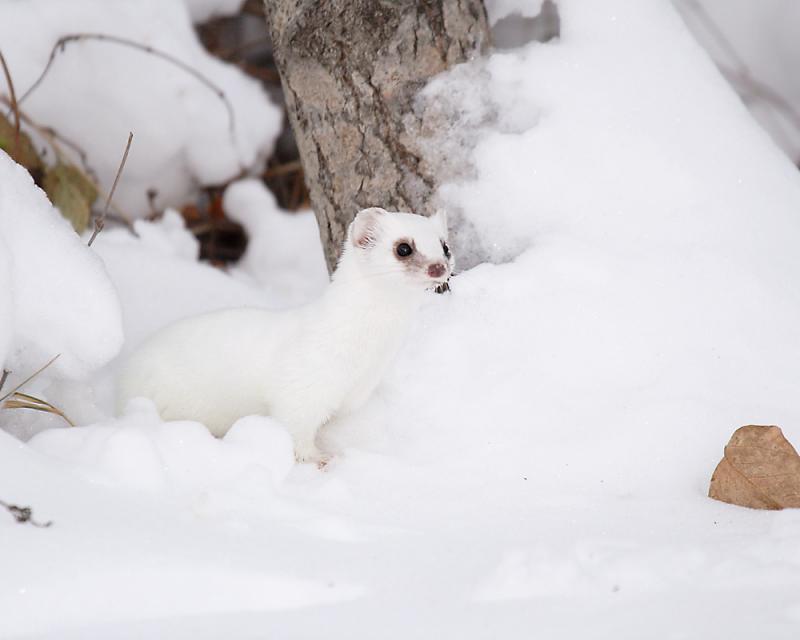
[[0, 150, 122, 379]]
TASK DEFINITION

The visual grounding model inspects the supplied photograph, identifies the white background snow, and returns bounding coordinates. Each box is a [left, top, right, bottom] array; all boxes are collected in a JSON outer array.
[[2, 0, 800, 638]]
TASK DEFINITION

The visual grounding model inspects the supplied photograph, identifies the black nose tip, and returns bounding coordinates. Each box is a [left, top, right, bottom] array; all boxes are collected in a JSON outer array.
[[428, 263, 446, 279]]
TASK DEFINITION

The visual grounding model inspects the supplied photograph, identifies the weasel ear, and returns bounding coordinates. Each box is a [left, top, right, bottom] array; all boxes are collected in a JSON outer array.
[[432, 209, 448, 236], [350, 207, 386, 249]]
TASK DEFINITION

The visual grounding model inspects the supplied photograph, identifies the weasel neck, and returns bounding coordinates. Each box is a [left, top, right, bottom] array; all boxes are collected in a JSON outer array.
[[321, 254, 425, 329]]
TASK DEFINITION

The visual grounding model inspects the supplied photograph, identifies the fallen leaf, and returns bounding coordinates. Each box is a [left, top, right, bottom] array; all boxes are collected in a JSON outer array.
[[708, 425, 800, 510], [0, 113, 43, 176], [43, 162, 97, 233]]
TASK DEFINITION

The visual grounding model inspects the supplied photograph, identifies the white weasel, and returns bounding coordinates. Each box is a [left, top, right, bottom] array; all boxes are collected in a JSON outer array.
[[117, 207, 453, 462]]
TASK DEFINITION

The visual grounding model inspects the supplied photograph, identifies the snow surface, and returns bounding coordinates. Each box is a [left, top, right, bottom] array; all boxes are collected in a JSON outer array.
[[3, 0, 800, 638], [0, 0, 281, 217], [223, 179, 329, 305], [183, 0, 245, 23], [484, 0, 544, 25], [0, 150, 122, 380]]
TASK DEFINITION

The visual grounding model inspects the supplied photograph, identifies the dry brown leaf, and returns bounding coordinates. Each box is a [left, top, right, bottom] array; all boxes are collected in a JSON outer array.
[[0, 112, 43, 175], [43, 162, 97, 233], [708, 425, 800, 510]]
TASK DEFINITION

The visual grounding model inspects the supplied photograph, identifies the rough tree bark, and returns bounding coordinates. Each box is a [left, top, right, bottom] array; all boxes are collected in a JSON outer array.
[[264, 0, 490, 273]]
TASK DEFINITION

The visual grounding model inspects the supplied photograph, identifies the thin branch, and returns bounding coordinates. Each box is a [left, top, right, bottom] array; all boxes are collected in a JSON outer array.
[[0, 354, 60, 404], [0, 369, 9, 394], [264, 160, 303, 178], [88, 131, 133, 246], [18, 33, 237, 139], [719, 65, 800, 134], [0, 48, 20, 157], [680, 0, 800, 139], [680, 0, 745, 70], [0, 499, 52, 528]]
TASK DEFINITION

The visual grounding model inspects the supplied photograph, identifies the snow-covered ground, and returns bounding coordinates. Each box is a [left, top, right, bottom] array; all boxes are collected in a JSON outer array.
[[3, 1, 800, 638]]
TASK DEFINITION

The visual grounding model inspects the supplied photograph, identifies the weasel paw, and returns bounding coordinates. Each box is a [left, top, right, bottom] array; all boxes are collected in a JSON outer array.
[[295, 443, 329, 467]]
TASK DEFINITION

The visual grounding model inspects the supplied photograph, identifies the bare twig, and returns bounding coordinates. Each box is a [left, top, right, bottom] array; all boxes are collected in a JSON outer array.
[[0, 369, 9, 394], [719, 65, 800, 134], [0, 499, 52, 528], [264, 160, 303, 178], [0, 354, 60, 404], [88, 131, 133, 246], [18, 33, 237, 139], [0, 48, 20, 156]]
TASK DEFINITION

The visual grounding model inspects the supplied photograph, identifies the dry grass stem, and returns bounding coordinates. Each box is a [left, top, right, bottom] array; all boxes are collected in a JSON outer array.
[[88, 131, 133, 246], [0, 48, 20, 156], [264, 160, 303, 178], [0, 354, 60, 403], [3, 391, 75, 427]]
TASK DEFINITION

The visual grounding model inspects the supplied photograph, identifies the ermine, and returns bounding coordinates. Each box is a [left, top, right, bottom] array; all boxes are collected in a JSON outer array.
[[117, 207, 453, 463]]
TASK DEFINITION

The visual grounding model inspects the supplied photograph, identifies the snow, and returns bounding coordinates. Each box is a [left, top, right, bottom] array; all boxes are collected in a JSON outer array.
[[484, 0, 544, 25], [30, 398, 295, 493], [0, 0, 282, 217], [3, 0, 800, 638], [223, 179, 329, 305], [183, 0, 245, 23], [0, 150, 123, 379]]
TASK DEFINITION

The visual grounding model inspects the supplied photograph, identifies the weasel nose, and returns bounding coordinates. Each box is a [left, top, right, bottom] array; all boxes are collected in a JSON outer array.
[[427, 263, 446, 279]]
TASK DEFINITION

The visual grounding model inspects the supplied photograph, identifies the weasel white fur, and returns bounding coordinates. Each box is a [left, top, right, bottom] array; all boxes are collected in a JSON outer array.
[[117, 207, 453, 462]]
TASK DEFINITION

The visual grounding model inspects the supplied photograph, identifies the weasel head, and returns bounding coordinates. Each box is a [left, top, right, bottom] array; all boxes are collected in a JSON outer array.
[[342, 207, 454, 291]]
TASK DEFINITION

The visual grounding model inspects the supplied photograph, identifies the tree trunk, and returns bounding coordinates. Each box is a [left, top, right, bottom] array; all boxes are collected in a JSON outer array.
[[264, 0, 490, 273]]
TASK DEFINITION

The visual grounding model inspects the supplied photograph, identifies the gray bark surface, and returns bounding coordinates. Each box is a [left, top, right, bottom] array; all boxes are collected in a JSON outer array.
[[264, 0, 490, 272]]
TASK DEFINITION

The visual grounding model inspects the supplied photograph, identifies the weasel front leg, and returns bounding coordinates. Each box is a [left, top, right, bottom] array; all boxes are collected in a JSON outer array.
[[294, 436, 327, 465], [274, 406, 331, 466]]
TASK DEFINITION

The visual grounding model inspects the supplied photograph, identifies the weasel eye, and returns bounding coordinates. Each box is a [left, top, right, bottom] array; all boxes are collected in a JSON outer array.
[[396, 242, 413, 258], [442, 242, 450, 258]]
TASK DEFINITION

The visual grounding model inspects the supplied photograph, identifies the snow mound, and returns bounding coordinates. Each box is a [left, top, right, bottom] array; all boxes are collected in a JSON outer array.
[[0, 150, 122, 379], [0, 431, 362, 639], [223, 179, 329, 304], [350, 0, 800, 495], [28, 398, 295, 494], [0, 0, 281, 217], [128, 208, 201, 260], [183, 0, 245, 23], [484, 0, 544, 25]]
